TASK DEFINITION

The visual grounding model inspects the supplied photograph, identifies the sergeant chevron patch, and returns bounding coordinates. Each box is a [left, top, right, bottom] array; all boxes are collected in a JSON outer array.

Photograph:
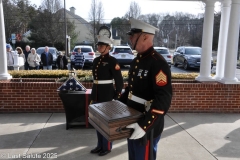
[[155, 70, 167, 86], [115, 64, 120, 70]]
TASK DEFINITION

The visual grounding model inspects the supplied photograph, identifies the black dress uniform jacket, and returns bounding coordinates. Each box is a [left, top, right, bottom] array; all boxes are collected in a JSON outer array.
[[91, 53, 123, 102], [126, 46, 172, 139]]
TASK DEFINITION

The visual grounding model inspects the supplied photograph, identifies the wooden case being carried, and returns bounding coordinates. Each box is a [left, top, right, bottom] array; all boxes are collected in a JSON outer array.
[[88, 100, 143, 141]]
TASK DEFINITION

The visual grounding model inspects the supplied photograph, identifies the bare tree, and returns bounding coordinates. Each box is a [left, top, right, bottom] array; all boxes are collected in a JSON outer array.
[[88, 0, 104, 50], [124, 1, 141, 19], [139, 14, 163, 46], [29, 0, 77, 48], [3, 0, 37, 44], [40, 0, 61, 13]]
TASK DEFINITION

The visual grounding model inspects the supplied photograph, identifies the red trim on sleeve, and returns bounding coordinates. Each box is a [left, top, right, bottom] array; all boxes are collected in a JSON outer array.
[[152, 109, 164, 115]]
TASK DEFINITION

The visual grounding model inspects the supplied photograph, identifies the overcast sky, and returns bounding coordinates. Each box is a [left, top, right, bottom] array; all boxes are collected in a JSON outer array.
[[29, 0, 221, 22]]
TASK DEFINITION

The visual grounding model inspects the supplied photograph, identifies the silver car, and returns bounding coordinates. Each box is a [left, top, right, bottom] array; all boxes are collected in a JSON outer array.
[[154, 47, 172, 67]]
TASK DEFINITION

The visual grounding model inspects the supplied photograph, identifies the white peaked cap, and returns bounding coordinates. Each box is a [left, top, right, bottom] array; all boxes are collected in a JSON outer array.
[[96, 35, 113, 46], [128, 17, 159, 35]]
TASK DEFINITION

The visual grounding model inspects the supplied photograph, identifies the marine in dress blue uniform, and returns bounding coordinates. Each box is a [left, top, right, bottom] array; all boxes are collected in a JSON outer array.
[[90, 35, 124, 156], [122, 18, 172, 160]]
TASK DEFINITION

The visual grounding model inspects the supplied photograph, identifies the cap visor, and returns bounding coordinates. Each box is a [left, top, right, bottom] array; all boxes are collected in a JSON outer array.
[[96, 42, 109, 45]]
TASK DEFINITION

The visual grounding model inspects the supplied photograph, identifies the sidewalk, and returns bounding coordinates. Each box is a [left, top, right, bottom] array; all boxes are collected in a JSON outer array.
[[0, 113, 239, 160]]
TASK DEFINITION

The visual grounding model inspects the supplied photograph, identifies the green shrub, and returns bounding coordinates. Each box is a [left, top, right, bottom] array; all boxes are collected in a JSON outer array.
[[8, 70, 201, 80]]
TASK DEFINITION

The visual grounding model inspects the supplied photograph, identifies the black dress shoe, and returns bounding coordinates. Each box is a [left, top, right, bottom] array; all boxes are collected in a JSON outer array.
[[98, 150, 111, 156], [90, 147, 102, 153]]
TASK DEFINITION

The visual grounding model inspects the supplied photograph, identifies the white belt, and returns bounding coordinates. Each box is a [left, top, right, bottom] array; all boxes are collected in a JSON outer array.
[[128, 93, 146, 104], [94, 80, 113, 84], [128, 93, 153, 111]]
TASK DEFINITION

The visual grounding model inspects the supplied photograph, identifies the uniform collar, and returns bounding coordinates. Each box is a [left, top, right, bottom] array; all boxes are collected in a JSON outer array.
[[100, 53, 109, 58], [137, 46, 154, 58]]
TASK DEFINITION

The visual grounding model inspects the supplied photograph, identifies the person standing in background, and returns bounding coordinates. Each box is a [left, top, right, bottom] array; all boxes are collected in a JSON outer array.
[[40, 46, 53, 70], [16, 47, 26, 70], [23, 45, 31, 70], [74, 48, 85, 70], [28, 48, 41, 70], [56, 52, 68, 70], [6, 44, 14, 70]]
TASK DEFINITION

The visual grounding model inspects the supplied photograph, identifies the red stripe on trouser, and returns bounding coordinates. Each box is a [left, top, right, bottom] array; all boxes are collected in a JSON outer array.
[[85, 91, 88, 127], [145, 140, 150, 160], [108, 141, 110, 150]]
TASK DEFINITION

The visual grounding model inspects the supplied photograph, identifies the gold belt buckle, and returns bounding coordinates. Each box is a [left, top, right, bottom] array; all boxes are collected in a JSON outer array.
[[95, 80, 98, 84], [128, 93, 132, 99]]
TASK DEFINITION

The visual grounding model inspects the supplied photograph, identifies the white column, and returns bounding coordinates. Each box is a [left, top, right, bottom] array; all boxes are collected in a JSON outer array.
[[220, 0, 240, 84], [0, 0, 12, 80], [196, 0, 216, 81], [214, 0, 231, 80]]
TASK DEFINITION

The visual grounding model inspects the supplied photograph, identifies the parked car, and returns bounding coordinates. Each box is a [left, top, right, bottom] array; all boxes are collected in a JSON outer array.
[[154, 47, 172, 67], [70, 45, 95, 68], [109, 45, 134, 65], [36, 47, 60, 69], [173, 46, 213, 70]]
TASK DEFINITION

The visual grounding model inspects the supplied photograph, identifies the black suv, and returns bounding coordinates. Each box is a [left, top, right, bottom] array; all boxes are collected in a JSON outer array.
[[173, 46, 213, 70]]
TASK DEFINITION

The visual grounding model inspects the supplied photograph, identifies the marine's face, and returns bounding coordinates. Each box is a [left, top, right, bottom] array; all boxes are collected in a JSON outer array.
[[97, 44, 109, 55], [128, 32, 143, 51]]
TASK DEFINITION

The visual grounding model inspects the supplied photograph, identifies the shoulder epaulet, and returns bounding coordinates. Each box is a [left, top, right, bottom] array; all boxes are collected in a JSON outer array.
[[109, 56, 118, 62], [151, 50, 165, 61]]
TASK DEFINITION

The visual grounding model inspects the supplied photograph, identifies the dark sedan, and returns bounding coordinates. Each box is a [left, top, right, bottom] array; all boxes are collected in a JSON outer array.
[[173, 46, 213, 70]]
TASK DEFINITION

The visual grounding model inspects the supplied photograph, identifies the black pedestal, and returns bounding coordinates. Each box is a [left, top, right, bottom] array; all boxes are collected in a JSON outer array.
[[58, 89, 91, 130]]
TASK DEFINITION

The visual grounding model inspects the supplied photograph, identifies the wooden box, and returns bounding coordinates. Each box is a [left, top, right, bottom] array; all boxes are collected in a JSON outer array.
[[88, 100, 143, 141]]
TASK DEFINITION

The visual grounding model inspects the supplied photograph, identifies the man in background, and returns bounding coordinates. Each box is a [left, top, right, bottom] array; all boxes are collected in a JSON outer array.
[[23, 45, 31, 70], [74, 48, 85, 70], [40, 46, 53, 70]]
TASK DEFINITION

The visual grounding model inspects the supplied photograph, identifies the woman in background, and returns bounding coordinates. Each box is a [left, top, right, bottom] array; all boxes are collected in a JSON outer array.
[[27, 48, 41, 70], [56, 52, 68, 69], [16, 47, 26, 70]]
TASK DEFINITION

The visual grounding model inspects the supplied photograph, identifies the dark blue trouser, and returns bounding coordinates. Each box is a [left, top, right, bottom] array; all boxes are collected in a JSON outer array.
[[74, 65, 83, 70], [127, 135, 161, 160], [24, 62, 29, 70], [96, 131, 112, 151]]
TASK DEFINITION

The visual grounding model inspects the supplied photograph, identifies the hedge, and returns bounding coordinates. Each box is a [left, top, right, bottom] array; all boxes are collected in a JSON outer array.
[[7, 70, 202, 82]]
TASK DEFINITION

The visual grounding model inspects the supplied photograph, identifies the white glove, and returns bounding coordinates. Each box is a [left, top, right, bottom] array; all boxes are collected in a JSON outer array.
[[126, 123, 146, 139]]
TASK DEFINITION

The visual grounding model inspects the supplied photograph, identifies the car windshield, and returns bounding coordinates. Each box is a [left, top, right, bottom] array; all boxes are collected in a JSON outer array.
[[74, 48, 92, 52], [155, 49, 169, 54], [185, 48, 201, 55], [36, 48, 56, 55], [115, 48, 131, 53]]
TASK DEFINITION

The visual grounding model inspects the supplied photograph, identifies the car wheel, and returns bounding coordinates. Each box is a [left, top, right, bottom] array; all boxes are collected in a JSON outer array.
[[173, 58, 178, 67], [183, 60, 189, 70]]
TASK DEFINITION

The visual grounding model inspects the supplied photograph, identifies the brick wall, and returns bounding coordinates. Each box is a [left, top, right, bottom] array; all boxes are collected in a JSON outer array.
[[0, 79, 240, 113]]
